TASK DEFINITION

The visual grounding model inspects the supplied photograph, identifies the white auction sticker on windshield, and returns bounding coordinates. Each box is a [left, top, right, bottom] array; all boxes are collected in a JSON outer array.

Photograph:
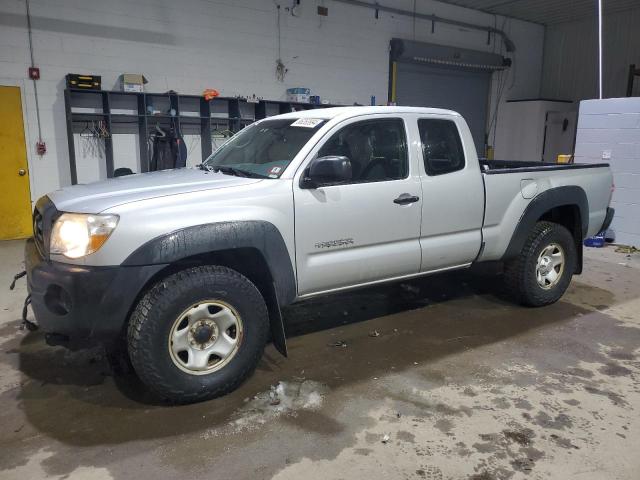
[[291, 118, 323, 128]]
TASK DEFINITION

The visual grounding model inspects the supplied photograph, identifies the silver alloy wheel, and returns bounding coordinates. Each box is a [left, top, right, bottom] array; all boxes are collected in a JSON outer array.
[[168, 301, 243, 375], [536, 243, 565, 290]]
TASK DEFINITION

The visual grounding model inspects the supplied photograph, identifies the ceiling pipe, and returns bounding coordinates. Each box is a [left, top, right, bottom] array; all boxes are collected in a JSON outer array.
[[333, 0, 516, 52], [597, 0, 603, 99]]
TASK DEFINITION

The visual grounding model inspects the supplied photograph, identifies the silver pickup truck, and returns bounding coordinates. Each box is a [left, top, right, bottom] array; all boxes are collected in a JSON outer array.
[[24, 106, 614, 403]]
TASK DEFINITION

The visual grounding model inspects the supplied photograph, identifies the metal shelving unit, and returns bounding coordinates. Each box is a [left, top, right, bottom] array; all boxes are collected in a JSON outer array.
[[64, 88, 341, 185]]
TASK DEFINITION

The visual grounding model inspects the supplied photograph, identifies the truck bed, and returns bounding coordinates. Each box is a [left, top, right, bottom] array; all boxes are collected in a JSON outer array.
[[477, 159, 612, 263]]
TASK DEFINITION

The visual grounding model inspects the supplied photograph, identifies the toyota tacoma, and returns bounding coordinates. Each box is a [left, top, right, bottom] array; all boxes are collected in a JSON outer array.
[[24, 106, 614, 403]]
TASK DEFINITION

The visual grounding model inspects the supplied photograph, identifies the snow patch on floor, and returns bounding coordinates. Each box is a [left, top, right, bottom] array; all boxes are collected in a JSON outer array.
[[203, 379, 328, 438]]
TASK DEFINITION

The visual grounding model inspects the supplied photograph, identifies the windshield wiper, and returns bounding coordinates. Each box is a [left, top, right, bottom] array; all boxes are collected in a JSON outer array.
[[211, 166, 267, 178]]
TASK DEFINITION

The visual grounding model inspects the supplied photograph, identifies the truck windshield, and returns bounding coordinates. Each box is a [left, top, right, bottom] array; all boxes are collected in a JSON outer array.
[[202, 118, 326, 178]]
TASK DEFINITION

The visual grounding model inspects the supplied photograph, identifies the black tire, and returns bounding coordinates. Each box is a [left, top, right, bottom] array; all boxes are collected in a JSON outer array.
[[127, 265, 269, 404], [503, 221, 576, 307]]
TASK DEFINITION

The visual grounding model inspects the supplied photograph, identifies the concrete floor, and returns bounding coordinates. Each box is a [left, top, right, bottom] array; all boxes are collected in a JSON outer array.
[[0, 240, 639, 480]]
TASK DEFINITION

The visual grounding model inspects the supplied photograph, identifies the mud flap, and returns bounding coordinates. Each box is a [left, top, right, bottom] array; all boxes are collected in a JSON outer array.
[[266, 282, 288, 357], [575, 240, 583, 275]]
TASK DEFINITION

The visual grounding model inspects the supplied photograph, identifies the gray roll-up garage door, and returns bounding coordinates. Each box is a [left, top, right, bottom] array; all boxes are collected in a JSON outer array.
[[396, 63, 490, 155], [391, 39, 509, 156]]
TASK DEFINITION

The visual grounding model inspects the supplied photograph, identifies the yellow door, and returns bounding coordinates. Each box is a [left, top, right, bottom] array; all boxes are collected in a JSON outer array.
[[0, 86, 32, 239]]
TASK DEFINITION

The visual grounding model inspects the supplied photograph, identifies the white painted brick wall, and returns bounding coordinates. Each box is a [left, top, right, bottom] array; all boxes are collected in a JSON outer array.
[[0, 0, 544, 202], [575, 98, 640, 247]]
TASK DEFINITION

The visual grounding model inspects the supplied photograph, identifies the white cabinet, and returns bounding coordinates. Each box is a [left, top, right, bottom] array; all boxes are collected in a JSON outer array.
[[575, 98, 640, 247], [494, 99, 576, 162]]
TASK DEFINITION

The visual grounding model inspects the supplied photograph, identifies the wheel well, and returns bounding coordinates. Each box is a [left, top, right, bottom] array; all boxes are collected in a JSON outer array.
[[121, 248, 288, 355], [166, 248, 273, 289], [538, 204, 583, 274], [538, 205, 582, 240], [135, 248, 277, 311]]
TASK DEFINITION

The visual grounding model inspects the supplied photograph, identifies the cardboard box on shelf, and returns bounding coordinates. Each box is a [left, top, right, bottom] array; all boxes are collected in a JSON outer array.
[[120, 74, 148, 93]]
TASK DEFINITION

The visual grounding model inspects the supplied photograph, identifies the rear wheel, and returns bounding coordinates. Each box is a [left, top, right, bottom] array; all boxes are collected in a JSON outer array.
[[127, 265, 269, 404], [504, 221, 576, 307]]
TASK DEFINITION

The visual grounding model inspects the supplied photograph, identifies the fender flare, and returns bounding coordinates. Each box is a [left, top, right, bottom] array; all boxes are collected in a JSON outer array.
[[122, 221, 296, 356], [501, 186, 588, 267]]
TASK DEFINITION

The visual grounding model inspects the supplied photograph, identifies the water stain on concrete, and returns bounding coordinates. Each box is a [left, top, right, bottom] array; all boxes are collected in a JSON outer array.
[[434, 418, 454, 433], [415, 464, 443, 480], [502, 429, 534, 446], [396, 430, 415, 444], [607, 350, 636, 361], [549, 433, 579, 449], [462, 387, 478, 397], [532, 411, 573, 430], [513, 398, 533, 411], [511, 446, 545, 473], [599, 362, 633, 377], [353, 448, 372, 456], [472, 441, 498, 454], [364, 432, 382, 444], [468, 472, 499, 480], [566, 367, 594, 378], [584, 386, 628, 406]]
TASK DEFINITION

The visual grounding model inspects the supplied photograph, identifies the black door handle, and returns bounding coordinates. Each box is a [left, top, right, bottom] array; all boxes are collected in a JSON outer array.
[[393, 193, 420, 205]]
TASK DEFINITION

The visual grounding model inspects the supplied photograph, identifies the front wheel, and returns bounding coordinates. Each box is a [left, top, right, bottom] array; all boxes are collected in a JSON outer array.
[[127, 265, 269, 403], [503, 221, 577, 307]]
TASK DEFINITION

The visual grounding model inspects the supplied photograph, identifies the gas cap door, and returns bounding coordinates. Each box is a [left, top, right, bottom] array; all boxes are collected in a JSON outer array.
[[520, 179, 538, 199]]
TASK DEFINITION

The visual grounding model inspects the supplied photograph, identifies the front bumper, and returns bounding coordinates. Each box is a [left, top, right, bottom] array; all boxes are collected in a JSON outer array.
[[25, 239, 165, 347]]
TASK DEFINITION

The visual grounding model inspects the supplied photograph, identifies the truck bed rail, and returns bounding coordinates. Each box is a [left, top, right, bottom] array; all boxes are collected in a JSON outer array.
[[480, 160, 610, 175]]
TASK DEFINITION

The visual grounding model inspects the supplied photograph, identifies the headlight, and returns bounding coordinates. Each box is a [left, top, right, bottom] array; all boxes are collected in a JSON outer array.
[[50, 213, 119, 258]]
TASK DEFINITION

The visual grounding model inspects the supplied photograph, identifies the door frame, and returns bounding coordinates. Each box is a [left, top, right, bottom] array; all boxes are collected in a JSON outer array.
[[291, 112, 424, 297], [0, 78, 35, 206]]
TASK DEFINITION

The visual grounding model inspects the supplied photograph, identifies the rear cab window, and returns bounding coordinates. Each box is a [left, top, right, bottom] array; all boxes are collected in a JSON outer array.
[[418, 119, 465, 176]]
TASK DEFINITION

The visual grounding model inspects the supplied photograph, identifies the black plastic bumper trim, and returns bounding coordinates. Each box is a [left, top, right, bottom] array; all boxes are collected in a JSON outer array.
[[25, 239, 165, 346]]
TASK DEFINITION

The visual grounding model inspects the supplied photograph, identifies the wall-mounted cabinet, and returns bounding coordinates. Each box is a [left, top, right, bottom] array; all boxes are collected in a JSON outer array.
[[64, 89, 340, 185]]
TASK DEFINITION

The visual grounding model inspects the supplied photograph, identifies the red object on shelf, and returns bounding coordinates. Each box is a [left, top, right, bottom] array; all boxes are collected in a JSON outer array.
[[28, 67, 40, 80], [203, 89, 220, 101]]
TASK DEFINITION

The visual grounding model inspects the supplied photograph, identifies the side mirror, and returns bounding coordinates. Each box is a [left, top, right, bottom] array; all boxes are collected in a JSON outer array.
[[301, 155, 352, 188]]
